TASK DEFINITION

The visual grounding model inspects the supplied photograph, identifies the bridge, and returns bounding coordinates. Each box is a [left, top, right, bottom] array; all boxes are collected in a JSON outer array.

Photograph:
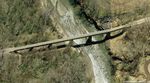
[[3, 17, 150, 53]]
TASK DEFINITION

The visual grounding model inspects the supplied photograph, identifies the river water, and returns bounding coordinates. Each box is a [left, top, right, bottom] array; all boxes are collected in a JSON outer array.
[[40, 0, 112, 83]]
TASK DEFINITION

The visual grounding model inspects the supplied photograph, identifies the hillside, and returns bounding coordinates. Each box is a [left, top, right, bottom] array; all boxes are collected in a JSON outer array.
[[0, 0, 94, 83], [0, 0, 150, 83], [75, 0, 150, 82]]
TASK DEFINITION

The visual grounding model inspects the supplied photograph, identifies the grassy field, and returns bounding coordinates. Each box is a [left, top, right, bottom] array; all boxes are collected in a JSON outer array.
[[111, 0, 150, 25], [109, 23, 150, 82], [0, 0, 93, 83], [74, 0, 150, 82], [75, 0, 150, 24], [1, 0, 150, 82], [1, 49, 93, 83], [0, 0, 60, 48], [109, 0, 150, 82]]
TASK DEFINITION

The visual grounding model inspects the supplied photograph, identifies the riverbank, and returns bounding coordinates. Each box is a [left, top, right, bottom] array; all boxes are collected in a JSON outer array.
[[48, 0, 112, 83]]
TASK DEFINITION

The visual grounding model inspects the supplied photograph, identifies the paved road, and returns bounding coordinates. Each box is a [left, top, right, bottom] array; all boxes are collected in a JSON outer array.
[[4, 17, 150, 53]]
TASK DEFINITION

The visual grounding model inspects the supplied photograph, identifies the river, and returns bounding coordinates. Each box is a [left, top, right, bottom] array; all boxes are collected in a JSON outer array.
[[40, 0, 112, 83]]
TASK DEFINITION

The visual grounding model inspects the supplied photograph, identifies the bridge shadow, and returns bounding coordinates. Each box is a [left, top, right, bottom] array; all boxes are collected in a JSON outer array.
[[14, 31, 124, 53], [55, 30, 124, 49]]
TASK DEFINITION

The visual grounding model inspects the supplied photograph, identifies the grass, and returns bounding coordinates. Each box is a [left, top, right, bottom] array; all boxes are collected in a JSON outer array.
[[0, 0, 93, 83], [109, 1, 150, 82], [74, 0, 150, 25], [0, 0, 59, 48], [0, 49, 93, 83], [111, 0, 150, 25], [1, 0, 150, 82], [73, 0, 150, 82], [85, 0, 111, 17], [110, 22, 150, 82]]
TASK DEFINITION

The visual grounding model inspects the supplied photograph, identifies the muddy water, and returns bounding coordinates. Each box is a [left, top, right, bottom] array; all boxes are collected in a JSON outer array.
[[40, 0, 112, 83]]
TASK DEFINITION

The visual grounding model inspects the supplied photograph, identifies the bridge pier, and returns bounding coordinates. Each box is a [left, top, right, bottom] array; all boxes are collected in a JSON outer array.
[[4, 16, 148, 53], [48, 44, 52, 48], [86, 36, 92, 44], [67, 40, 74, 48], [29, 47, 34, 51], [105, 32, 111, 39]]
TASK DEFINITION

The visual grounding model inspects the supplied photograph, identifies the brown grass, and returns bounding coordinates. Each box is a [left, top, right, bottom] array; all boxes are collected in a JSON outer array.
[[109, 21, 150, 81], [0, 0, 94, 83], [0, 48, 94, 83]]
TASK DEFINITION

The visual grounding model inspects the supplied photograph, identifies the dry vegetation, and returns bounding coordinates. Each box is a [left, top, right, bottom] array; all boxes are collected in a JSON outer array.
[[111, 0, 150, 25], [73, 0, 150, 82], [0, 0, 93, 83], [109, 23, 150, 82], [0, 49, 93, 83], [74, 0, 150, 26], [0, 0, 60, 48], [109, 0, 150, 82], [1, 0, 150, 82]]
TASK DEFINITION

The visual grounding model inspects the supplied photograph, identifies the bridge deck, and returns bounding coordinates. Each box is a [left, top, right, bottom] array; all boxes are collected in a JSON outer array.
[[4, 17, 150, 52]]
